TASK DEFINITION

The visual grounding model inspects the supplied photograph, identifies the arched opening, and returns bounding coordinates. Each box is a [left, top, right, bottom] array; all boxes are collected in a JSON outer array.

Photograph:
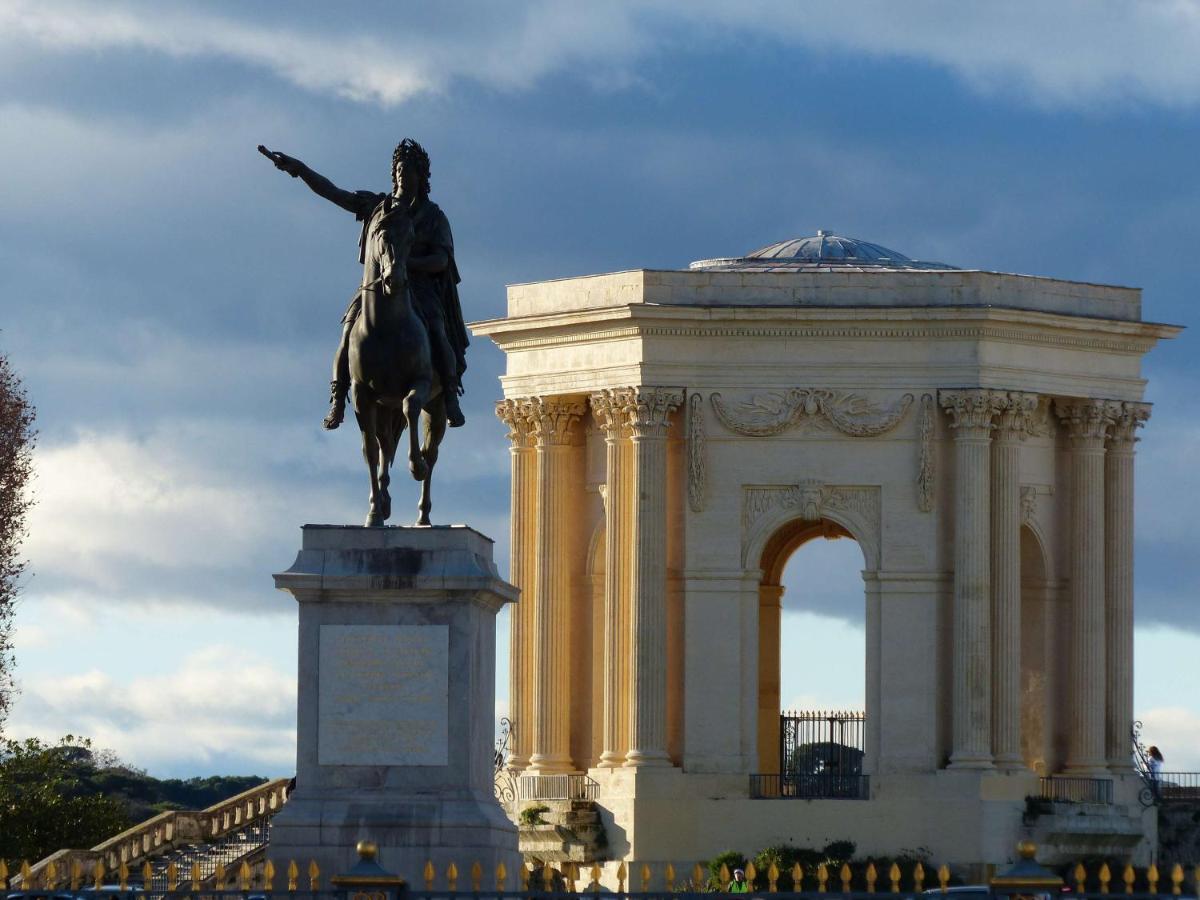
[[757, 517, 868, 791], [1019, 525, 1063, 773]]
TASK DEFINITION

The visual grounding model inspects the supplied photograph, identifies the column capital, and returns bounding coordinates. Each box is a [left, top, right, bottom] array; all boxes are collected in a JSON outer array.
[[939, 388, 1006, 435], [1055, 398, 1116, 445], [496, 398, 536, 449], [590, 389, 629, 439], [528, 396, 587, 447], [1108, 401, 1151, 448], [623, 387, 684, 439], [994, 391, 1040, 441]]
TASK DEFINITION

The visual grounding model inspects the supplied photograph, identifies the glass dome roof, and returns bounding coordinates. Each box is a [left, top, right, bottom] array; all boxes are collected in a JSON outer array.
[[690, 230, 956, 271]]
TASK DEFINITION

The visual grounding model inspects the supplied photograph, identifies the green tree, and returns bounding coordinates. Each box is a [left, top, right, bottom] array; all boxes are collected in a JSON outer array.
[[0, 735, 129, 867], [0, 350, 35, 732]]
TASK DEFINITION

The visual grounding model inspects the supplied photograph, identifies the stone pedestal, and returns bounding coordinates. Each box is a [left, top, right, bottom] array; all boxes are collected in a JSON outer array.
[[268, 525, 520, 883]]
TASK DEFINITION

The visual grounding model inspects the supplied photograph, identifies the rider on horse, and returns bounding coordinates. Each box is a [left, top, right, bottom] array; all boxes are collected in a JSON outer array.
[[260, 139, 468, 429]]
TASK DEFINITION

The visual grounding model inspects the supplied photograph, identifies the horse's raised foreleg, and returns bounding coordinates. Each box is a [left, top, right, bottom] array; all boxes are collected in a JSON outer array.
[[404, 388, 429, 482], [417, 396, 448, 526]]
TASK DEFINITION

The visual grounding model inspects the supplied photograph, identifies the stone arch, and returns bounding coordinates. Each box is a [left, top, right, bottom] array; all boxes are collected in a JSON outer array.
[[752, 510, 873, 774], [1019, 523, 1061, 774], [741, 483, 881, 573]]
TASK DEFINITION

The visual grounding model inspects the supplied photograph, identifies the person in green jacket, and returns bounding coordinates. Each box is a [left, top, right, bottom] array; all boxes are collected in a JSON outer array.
[[728, 868, 750, 893]]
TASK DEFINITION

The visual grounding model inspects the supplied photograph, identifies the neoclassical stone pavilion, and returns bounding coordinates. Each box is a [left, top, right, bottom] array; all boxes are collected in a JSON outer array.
[[470, 232, 1180, 870]]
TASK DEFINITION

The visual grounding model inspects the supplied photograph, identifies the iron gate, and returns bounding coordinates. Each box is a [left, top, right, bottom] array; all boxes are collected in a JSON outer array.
[[776, 709, 867, 799]]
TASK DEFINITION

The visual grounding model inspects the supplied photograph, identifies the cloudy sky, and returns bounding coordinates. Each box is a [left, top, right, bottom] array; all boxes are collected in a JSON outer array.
[[3, 0, 1200, 778]]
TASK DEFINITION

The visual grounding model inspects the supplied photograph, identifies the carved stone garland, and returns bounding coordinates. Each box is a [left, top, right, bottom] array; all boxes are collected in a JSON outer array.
[[917, 393, 935, 513], [687, 392, 705, 512], [710, 388, 913, 437]]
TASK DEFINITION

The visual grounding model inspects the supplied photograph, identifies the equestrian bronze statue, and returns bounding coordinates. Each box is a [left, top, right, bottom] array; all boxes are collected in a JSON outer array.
[[258, 140, 469, 526]]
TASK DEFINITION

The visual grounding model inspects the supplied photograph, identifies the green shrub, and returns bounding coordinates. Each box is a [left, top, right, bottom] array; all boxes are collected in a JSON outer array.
[[705, 850, 747, 891], [518, 803, 550, 826]]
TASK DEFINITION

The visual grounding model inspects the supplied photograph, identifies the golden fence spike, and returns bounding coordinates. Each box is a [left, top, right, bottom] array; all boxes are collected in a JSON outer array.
[[0, 861, 7, 886], [913, 862, 925, 893], [543, 862, 555, 890], [817, 862, 829, 893], [142, 861, 152, 891], [496, 861, 508, 891], [1148, 864, 1160, 894], [20, 861, 32, 890], [768, 861, 779, 892], [239, 861, 251, 891], [71, 860, 83, 891], [866, 862, 878, 893], [938, 864, 951, 892], [1100, 863, 1112, 894], [424, 860, 435, 891], [165, 861, 177, 892], [94, 860, 106, 891], [841, 862, 852, 892], [890, 862, 901, 893], [119, 861, 130, 891], [308, 859, 320, 891], [792, 863, 804, 891], [1076, 863, 1088, 893], [1171, 864, 1183, 895], [190, 861, 201, 892], [665, 862, 676, 891], [746, 862, 758, 886], [447, 861, 458, 892], [570, 861, 581, 893], [264, 860, 275, 891], [719, 863, 730, 887], [617, 861, 627, 893], [471, 861, 482, 891], [214, 863, 225, 891], [641, 862, 651, 891], [693, 862, 705, 891], [519, 862, 530, 891], [46, 861, 58, 889], [1124, 863, 1136, 894], [593, 862, 604, 894], [287, 860, 299, 892], [1194, 867, 1200, 900]]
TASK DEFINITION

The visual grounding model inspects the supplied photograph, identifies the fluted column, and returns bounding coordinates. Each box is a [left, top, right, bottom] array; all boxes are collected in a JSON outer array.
[[496, 399, 536, 771], [527, 395, 586, 773], [591, 389, 629, 767], [940, 389, 1004, 768], [623, 387, 684, 768], [1106, 401, 1149, 770], [1056, 398, 1115, 774], [991, 392, 1038, 769]]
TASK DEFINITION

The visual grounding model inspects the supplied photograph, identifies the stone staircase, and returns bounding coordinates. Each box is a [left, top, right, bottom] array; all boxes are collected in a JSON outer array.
[[518, 799, 608, 864]]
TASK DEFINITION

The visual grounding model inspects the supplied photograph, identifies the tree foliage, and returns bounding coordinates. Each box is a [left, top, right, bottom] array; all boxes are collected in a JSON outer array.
[[0, 735, 129, 868], [0, 351, 35, 731]]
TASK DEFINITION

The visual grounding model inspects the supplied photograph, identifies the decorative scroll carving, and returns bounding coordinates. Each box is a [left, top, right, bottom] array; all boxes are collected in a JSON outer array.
[[917, 393, 935, 513], [1021, 486, 1038, 525], [687, 392, 705, 512], [710, 389, 913, 438], [741, 482, 881, 570]]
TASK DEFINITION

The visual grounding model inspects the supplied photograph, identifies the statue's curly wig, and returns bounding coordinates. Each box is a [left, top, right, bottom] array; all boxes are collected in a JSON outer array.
[[392, 138, 431, 195]]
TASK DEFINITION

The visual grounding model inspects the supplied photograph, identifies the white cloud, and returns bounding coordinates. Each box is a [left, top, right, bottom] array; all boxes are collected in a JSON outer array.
[[1138, 707, 1200, 772], [7, 643, 296, 775], [4, 0, 1200, 110]]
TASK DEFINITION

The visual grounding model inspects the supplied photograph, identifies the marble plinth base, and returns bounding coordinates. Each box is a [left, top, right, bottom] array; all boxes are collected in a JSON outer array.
[[269, 525, 520, 882]]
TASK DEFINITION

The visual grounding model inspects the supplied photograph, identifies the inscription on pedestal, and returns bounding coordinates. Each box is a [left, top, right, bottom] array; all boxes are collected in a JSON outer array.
[[317, 624, 449, 766]]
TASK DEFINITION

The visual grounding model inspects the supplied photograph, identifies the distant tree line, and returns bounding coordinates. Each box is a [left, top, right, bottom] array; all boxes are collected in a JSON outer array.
[[1, 734, 265, 869]]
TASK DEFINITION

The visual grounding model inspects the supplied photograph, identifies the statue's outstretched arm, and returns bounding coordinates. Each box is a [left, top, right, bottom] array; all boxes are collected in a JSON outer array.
[[257, 145, 363, 214]]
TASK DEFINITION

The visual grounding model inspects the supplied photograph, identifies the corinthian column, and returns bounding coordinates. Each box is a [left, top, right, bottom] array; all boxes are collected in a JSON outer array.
[[622, 387, 684, 767], [940, 389, 1004, 768], [496, 399, 536, 771], [991, 392, 1038, 769], [1056, 398, 1115, 774], [591, 389, 630, 768], [527, 395, 586, 773], [1106, 401, 1149, 770]]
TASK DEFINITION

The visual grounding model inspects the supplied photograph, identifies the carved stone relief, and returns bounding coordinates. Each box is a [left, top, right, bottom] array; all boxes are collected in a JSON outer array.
[[710, 389, 913, 438], [742, 482, 881, 569], [917, 393, 935, 513], [687, 392, 705, 512]]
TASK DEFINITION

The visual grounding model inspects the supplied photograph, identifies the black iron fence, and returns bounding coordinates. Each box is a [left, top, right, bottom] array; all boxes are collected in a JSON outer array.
[[515, 773, 600, 802], [1038, 776, 1113, 804], [749, 771, 869, 800], [777, 710, 865, 800], [1158, 771, 1200, 800]]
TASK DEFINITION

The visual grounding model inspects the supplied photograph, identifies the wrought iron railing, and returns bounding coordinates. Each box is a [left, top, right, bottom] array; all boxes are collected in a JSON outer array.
[[516, 773, 600, 801], [1157, 771, 1200, 800], [750, 772, 870, 800], [1038, 775, 1113, 804]]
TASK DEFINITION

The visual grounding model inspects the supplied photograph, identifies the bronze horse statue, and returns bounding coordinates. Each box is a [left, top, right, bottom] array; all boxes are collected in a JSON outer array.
[[350, 195, 448, 527]]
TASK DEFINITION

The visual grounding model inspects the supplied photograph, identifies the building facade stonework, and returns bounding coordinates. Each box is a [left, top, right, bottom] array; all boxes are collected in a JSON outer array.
[[472, 234, 1180, 874]]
